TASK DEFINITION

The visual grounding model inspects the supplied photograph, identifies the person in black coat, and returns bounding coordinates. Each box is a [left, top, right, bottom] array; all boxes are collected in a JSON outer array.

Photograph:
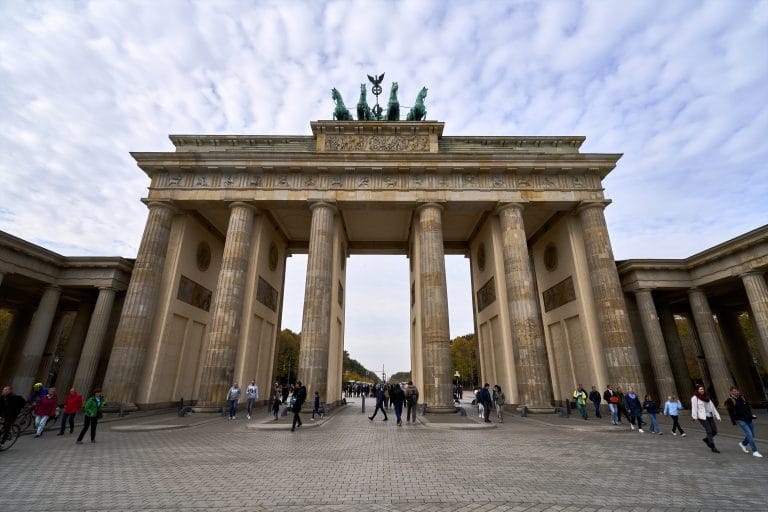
[[390, 384, 405, 426], [368, 384, 388, 421], [291, 381, 307, 432], [588, 386, 602, 419], [478, 383, 493, 423]]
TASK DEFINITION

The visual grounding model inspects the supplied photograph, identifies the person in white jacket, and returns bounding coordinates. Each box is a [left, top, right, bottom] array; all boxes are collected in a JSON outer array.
[[691, 385, 721, 453]]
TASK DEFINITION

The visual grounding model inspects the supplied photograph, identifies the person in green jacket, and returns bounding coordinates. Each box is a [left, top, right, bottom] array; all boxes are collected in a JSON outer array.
[[76, 388, 106, 444]]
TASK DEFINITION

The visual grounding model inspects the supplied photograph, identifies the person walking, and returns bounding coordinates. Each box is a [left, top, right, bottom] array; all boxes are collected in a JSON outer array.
[[290, 381, 307, 432], [691, 384, 721, 453], [33, 387, 57, 438], [405, 381, 419, 424], [76, 388, 105, 444], [0, 386, 26, 444], [573, 384, 589, 420], [270, 394, 281, 420], [615, 386, 632, 424], [725, 386, 762, 457], [604, 384, 620, 425], [479, 383, 493, 423], [245, 379, 259, 420], [226, 382, 241, 420], [368, 384, 388, 422], [643, 394, 662, 434], [624, 386, 644, 433], [588, 386, 602, 419], [311, 391, 323, 420], [493, 385, 505, 423], [57, 388, 83, 436], [663, 395, 686, 436], [391, 383, 405, 426]]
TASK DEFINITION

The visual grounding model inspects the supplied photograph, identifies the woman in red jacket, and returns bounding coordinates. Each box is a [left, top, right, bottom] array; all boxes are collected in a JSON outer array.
[[57, 388, 83, 436], [33, 387, 57, 437]]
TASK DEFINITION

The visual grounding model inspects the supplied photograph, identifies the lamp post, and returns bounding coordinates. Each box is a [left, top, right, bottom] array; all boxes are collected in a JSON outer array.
[[454, 371, 460, 400]]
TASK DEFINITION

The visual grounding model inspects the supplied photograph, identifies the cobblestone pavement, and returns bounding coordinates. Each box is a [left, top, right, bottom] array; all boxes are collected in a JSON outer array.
[[1, 397, 766, 512]]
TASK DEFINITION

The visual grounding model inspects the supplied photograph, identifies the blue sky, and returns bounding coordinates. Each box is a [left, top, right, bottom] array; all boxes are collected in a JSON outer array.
[[1, 1, 766, 376]]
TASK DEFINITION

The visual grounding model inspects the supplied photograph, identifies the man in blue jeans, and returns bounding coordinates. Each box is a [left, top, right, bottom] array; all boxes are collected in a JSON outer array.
[[725, 386, 762, 458]]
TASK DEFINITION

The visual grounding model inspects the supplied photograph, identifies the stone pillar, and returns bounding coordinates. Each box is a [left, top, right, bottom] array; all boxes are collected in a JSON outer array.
[[72, 288, 117, 395], [688, 288, 731, 405], [577, 202, 643, 390], [741, 271, 768, 371], [658, 304, 693, 401], [634, 289, 677, 401], [0, 272, 4, 286], [101, 201, 176, 409], [416, 203, 453, 412], [54, 302, 92, 391], [12, 285, 62, 393], [497, 203, 552, 411], [297, 202, 336, 402], [0, 308, 33, 384], [717, 309, 761, 402], [196, 202, 257, 409]]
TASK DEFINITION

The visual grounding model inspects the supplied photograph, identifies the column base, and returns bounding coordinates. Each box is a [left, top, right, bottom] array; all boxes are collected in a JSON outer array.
[[426, 404, 459, 414], [103, 403, 139, 414], [518, 405, 555, 414], [191, 405, 224, 414]]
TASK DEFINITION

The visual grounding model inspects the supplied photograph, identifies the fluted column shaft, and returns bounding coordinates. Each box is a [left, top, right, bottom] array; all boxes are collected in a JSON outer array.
[[0, 272, 4, 287], [298, 202, 336, 402], [72, 288, 116, 395], [416, 203, 453, 411], [634, 289, 677, 401], [577, 202, 643, 390], [688, 288, 730, 404], [659, 304, 692, 401], [741, 271, 768, 371], [498, 203, 551, 409], [197, 203, 257, 408], [102, 202, 175, 407], [56, 302, 92, 392], [12, 285, 62, 393]]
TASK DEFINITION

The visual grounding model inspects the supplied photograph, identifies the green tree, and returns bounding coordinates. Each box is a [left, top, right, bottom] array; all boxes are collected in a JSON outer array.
[[451, 333, 478, 388], [274, 328, 300, 385]]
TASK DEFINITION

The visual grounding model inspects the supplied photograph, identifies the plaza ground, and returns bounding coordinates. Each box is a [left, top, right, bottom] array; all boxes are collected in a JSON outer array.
[[1, 396, 766, 512]]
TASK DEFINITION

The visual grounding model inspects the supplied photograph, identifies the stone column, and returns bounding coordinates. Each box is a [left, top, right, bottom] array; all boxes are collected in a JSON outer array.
[[741, 271, 768, 371], [72, 287, 117, 395], [101, 201, 176, 409], [12, 285, 62, 393], [658, 304, 693, 401], [634, 289, 677, 401], [717, 309, 761, 402], [688, 288, 731, 405], [297, 202, 336, 402], [577, 202, 643, 390], [497, 203, 552, 411], [196, 202, 257, 409], [416, 203, 453, 412], [0, 272, 4, 286], [54, 302, 92, 391]]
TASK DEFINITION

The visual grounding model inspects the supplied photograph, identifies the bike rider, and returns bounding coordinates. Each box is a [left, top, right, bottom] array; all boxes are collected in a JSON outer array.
[[1, 385, 26, 443]]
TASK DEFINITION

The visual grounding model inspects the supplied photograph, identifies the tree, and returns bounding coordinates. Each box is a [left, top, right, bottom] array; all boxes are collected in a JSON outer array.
[[451, 333, 478, 388], [274, 328, 300, 385]]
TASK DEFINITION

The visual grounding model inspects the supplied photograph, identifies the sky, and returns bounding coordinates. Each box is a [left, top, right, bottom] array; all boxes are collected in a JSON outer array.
[[1, 1, 767, 378]]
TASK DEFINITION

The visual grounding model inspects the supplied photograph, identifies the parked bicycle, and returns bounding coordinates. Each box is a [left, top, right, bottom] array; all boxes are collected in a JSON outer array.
[[0, 418, 21, 451]]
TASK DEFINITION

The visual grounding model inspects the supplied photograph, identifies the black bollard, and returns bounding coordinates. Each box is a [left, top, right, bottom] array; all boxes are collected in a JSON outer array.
[[361, 395, 365, 414]]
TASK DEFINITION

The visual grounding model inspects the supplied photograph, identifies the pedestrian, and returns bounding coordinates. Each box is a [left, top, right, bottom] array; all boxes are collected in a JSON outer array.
[[406, 381, 419, 423], [479, 383, 493, 423], [33, 386, 57, 437], [57, 387, 83, 436], [270, 394, 280, 420], [391, 383, 405, 426], [0, 386, 26, 444], [725, 386, 762, 458], [27, 382, 47, 405], [663, 395, 686, 436], [311, 391, 323, 420], [691, 384, 721, 453], [290, 381, 307, 432], [245, 379, 259, 420], [643, 394, 662, 434], [226, 382, 241, 420], [588, 386, 602, 419], [624, 386, 644, 433], [604, 384, 620, 425], [573, 384, 588, 420], [615, 386, 631, 424], [474, 388, 485, 419], [76, 388, 105, 444], [493, 385, 505, 423], [368, 384, 388, 422]]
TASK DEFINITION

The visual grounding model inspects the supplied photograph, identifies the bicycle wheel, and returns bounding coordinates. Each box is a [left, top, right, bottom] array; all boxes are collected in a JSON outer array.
[[0, 424, 20, 451]]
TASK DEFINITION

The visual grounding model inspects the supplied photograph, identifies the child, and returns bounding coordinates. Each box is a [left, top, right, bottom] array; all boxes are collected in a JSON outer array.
[[311, 391, 323, 420], [663, 395, 686, 436], [270, 394, 280, 421], [643, 394, 662, 434]]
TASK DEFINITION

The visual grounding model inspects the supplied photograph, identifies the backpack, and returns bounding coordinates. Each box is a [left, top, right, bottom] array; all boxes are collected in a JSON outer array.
[[410, 388, 419, 404]]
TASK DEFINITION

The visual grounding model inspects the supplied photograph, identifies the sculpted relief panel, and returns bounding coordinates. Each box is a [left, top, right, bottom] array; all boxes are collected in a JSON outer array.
[[324, 134, 430, 152]]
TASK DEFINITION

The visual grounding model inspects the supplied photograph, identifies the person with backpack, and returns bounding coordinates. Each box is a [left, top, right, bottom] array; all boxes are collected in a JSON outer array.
[[390, 383, 405, 426], [406, 381, 419, 424], [290, 381, 307, 432], [478, 383, 492, 423], [572, 384, 588, 420], [493, 385, 505, 423], [725, 386, 762, 457]]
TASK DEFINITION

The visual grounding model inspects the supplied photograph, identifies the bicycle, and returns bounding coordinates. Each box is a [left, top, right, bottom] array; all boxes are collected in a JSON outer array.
[[15, 404, 34, 432], [0, 418, 21, 451]]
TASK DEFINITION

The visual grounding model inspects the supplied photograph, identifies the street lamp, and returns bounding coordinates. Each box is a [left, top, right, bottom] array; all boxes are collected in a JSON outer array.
[[454, 371, 460, 399]]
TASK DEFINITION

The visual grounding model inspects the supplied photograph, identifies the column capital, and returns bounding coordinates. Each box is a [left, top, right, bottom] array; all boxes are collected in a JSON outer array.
[[687, 287, 703, 295], [495, 201, 528, 215], [308, 201, 338, 215], [143, 200, 178, 214], [740, 270, 765, 279], [574, 199, 612, 214], [415, 202, 445, 214], [97, 286, 117, 293], [228, 201, 259, 214]]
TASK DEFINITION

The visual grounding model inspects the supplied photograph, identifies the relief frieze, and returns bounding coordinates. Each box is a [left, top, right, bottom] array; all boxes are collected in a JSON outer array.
[[325, 134, 430, 152]]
